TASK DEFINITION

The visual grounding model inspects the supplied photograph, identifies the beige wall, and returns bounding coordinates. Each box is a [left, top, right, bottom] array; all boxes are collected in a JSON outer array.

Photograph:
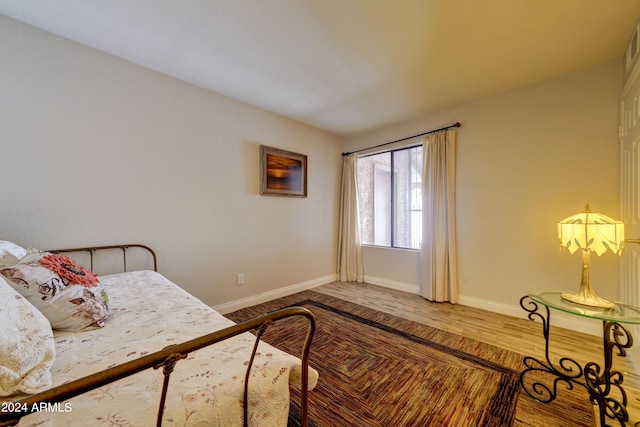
[[345, 60, 622, 331], [0, 16, 342, 308]]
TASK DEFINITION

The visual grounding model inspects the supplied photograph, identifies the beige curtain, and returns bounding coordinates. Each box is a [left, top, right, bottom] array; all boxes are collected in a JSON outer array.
[[337, 154, 364, 282], [421, 130, 458, 302]]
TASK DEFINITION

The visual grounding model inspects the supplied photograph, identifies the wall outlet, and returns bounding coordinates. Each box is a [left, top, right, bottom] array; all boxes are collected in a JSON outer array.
[[236, 273, 245, 285]]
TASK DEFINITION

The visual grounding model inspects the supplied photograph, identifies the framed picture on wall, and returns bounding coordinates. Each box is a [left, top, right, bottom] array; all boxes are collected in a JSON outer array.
[[260, 145, 307, 197]]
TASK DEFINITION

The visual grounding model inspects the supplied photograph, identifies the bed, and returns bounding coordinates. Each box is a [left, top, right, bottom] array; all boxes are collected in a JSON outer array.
[[0, 242, 317, 426]]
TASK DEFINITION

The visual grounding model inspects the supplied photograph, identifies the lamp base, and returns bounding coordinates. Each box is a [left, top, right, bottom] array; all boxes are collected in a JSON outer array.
[[561, 290, 615, 309], [560, 248, 615, 309]]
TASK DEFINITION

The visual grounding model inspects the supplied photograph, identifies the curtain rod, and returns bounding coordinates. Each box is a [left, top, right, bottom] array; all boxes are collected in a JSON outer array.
[[342, 121, 461, 156]]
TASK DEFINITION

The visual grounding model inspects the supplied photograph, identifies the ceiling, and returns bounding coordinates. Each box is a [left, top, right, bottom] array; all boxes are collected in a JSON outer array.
[[1, 1, 640, 137]]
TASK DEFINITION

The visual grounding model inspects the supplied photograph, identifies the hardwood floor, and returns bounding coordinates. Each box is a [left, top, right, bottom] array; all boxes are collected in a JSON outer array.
[[313, 281, 640, 425]]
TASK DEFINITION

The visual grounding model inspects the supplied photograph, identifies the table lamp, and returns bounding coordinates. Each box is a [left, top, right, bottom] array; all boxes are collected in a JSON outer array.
[[557, 204, 624, 308]]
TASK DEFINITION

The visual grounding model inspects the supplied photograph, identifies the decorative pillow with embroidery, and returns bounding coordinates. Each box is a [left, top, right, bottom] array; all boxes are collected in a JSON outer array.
[[0, 240, 27, 268], [0, 275, 55, 396], [0, 251, 109, 331]]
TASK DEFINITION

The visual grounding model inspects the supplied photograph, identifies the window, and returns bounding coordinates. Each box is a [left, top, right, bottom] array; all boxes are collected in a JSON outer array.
[[357, 145, 423, 249]]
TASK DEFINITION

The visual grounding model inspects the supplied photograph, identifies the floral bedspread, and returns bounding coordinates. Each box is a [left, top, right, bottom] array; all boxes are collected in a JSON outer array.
[[8, 270, 318, 426]]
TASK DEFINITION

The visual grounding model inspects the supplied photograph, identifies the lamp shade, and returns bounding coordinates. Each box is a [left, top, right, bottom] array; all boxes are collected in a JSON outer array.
[[557, 204, 624, 256]]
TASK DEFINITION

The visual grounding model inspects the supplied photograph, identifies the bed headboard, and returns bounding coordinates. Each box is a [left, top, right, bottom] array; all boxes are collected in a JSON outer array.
[[48, 244, 157, 273]]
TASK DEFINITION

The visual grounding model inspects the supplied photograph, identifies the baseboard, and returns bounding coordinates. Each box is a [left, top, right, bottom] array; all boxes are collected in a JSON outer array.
[[365, 276, 601, 336], [458, 294, 601, 336], [213, 274, 336, 314]]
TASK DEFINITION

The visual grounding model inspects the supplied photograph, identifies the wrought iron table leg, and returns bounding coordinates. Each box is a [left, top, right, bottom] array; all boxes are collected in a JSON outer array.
[[519, 296, 633, 426], [586, 321, 633, 426]]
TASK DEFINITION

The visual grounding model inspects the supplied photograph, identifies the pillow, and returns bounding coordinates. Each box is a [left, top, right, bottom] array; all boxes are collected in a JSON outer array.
[[0, 275, 55, 396], [0, 252, 19, 269], [0, 251, 109, 332], [0, 240, 27, 268]]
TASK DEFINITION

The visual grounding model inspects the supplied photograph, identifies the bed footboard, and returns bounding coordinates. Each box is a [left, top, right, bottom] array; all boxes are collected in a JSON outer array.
[[0, 306, 315, 427]]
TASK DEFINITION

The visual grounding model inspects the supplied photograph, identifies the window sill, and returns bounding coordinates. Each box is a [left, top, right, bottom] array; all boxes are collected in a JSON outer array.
[[361, 244, 421, 253]]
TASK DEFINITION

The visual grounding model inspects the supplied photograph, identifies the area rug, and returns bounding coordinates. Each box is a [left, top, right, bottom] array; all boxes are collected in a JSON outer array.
[[226, 290, 593, 427]]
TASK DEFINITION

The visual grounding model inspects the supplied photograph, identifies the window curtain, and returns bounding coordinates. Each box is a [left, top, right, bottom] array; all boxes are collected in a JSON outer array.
[[337, 154, 364, 282], [421, 130, 458, 302]]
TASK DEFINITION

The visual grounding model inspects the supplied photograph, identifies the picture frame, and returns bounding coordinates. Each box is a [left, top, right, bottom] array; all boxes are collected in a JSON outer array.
[[260, 145, 307, 197]]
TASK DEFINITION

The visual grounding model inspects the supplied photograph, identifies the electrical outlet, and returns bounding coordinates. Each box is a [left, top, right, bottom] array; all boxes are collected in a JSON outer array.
[[236, 273, 245, 285]]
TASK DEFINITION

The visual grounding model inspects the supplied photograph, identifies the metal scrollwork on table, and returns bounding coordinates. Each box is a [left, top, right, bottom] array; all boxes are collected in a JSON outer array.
[[519, 295, 634, 426]]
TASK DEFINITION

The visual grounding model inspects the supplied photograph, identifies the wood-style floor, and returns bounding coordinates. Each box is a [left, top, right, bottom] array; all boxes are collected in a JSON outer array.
[[312, 281, 640, 426]]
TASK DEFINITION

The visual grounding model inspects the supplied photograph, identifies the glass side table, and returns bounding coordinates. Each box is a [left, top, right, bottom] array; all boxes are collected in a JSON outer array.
[[520, 291, 640, 426]]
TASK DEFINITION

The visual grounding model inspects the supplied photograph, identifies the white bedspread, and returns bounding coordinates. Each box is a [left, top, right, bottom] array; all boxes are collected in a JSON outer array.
[[7, 270, 318, 426]]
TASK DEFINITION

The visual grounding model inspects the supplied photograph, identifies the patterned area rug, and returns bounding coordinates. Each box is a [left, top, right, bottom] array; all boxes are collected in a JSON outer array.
[[226, 290, 593, 427]]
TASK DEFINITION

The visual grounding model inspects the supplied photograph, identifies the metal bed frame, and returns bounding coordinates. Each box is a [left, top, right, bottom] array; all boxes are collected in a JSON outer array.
[[48, 244, 158, 273], [0, 245, 315, 427]]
